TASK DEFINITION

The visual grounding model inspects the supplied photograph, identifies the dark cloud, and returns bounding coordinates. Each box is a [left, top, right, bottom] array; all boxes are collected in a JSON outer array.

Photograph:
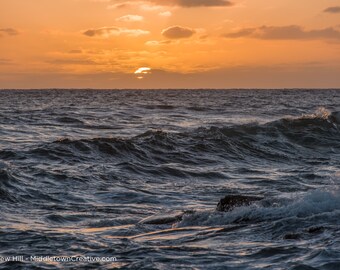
[[324, 6, 340, 13], [111, 0, 233, 8], [161, 26, 195, 39], [83, 27, 119, 37], [224, 25, 340, 40], [0, 28, 19, 37], [169, 0, 233, 7], [83, 27, 149, 37]]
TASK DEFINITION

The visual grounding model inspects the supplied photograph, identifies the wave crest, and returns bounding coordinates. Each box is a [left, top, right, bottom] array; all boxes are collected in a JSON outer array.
[[27, 110, 340, 168], [176, 189, 340, 227]]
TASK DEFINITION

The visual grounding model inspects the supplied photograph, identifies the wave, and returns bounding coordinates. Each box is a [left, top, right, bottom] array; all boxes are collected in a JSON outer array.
[[28, 110, 340, 167]]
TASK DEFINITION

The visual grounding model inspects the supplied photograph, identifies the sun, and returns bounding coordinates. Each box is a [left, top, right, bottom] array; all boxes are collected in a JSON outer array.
[[134, 67, 151, 79]]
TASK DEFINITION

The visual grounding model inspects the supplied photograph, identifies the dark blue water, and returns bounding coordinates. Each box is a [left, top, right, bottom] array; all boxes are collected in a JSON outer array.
[[0, 89, 340, 269]]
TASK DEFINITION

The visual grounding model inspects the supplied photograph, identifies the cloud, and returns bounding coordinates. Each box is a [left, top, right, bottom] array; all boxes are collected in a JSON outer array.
[[159, 11, 172, 16], [46, 58, 97, 65], [108, 1, 158, 10], [116, 14, 144, 22], [68, 50, 83, 54], [83, 27, 150, 37], [168, 0, 233, 7], [224, 28, 254, 38], [162, 25, 195, 39], [224, 25, 340, 40], [0, 28, 19, 37], [109, 0, 233, 9], [145, 40, 173, 46], [0, 58, 13, 65], [324, 6, 340, 13], [145, 0, 233, 8]]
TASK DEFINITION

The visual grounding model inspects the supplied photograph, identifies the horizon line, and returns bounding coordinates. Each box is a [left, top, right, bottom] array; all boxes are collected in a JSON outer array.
[[1, 88, 340, 91]]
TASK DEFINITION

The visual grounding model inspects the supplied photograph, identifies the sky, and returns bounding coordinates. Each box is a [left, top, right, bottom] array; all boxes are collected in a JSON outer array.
[[1, 0, 340, 89]]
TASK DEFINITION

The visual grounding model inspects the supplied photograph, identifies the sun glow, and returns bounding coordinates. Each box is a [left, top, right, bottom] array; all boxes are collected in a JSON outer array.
[[135, 67, 151, 74], [134, 67, 151, 79]]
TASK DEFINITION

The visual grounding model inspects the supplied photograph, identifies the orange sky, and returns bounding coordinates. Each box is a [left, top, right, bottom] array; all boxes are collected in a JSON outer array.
[[1, 0, 340, 88]]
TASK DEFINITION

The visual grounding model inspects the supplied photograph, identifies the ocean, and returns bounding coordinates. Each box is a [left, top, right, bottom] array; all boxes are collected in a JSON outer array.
[[0, 89, 339, 269]]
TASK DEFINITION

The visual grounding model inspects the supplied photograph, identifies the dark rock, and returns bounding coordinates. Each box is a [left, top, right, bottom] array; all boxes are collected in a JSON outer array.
[[216, 195, 264, 212]]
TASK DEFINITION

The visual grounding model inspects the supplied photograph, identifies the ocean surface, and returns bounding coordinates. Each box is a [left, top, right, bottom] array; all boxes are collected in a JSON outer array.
[[0, 89, 340, 270]]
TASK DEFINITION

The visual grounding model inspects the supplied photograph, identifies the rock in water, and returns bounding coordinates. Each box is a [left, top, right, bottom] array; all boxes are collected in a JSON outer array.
[[216, 195, 264, 212]]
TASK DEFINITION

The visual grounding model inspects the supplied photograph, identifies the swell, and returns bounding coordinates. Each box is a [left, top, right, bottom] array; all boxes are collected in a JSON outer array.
[[28, 111, 340, 167]]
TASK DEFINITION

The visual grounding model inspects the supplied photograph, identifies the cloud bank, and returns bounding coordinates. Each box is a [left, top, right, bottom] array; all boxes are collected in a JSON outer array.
[[224, 25, 340, 40], [4, 64, 340, 89]]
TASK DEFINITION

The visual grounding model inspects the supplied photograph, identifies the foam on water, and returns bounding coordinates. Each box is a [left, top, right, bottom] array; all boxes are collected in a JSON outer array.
[[177, 189, 340, 227]]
